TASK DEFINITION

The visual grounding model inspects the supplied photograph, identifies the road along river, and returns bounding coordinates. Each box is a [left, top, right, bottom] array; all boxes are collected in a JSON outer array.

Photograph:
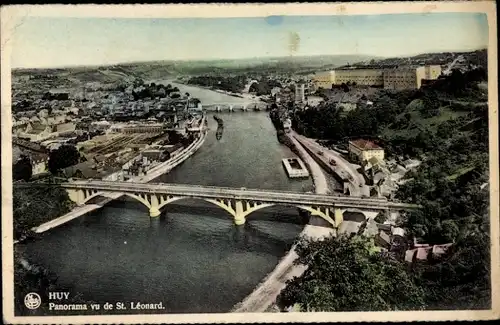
[[17, 85, 317, 314]]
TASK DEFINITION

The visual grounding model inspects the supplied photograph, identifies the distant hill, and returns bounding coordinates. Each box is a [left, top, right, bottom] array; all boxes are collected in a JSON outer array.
[[12, 54, 382, 83], [345, 49, 488, 69]]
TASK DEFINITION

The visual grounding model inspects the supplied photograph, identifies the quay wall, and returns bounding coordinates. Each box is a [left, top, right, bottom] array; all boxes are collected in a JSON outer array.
[[293, 136, 348, 185]]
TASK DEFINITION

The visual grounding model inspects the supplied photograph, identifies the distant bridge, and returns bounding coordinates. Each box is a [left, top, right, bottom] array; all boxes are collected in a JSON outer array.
[[199, 102, 268, 112], [21, 180, 420, 227]]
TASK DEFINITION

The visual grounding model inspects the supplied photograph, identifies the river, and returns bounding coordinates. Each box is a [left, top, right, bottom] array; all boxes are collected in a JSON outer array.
[[17, 83, 314, 315]]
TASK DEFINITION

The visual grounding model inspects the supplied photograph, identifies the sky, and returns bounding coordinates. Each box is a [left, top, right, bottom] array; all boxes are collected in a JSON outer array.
[[10, 13, 489, 68]]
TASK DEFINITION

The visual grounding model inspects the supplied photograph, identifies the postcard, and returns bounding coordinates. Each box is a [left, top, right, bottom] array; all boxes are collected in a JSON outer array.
[[1, 2, 498, 324]]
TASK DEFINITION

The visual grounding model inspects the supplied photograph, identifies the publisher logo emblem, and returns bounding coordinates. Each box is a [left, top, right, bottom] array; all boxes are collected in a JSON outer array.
[[24, 292, 41, 310]]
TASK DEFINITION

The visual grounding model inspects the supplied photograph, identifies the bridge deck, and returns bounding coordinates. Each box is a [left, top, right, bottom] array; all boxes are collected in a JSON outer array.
[[20, 181, 419, 210]]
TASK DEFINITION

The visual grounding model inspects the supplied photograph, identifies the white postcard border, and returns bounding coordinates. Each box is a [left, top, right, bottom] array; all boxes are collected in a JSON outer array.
[[1, 1, 499, 323]]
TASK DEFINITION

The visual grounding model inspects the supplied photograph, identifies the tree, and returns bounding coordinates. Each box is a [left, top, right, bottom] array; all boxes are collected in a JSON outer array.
[[249, 82, 259, 94], [13, 155, 33, 181], [166, 130, 184, 145], [48, 145, 80, 174], [278, 235, 426, 311], [374, 211, 388, 224], [439, 219, 460, 243]]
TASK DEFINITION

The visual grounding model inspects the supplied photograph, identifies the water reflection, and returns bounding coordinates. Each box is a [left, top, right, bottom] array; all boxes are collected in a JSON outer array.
[[216, 126, 224, 141], [213, 114, 224, 141]]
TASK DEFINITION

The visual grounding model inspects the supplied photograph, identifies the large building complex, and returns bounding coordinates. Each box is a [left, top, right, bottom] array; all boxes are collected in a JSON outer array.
[[313, 71, 336, 89], [109, 123, 164, 134], [383, 65, 442, 90], [313, 65, 442, 90]]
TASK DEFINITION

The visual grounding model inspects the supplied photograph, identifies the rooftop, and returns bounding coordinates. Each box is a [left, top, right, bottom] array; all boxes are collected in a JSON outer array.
[[349, 139, 383, 150]]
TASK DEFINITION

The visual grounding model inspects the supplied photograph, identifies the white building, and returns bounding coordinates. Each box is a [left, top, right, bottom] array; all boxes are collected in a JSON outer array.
[[90, 120, 111, 132], [294, 82, 306, 103], [283, 118, 292, 131], [348, 139, 385, 163]]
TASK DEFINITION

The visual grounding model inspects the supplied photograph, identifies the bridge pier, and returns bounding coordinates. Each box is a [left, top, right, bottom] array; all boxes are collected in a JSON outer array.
[[149, 195, 161, 218], [67, 189, 87, 206], [234, 200, 246, 226], [334, 208, 344, 226]]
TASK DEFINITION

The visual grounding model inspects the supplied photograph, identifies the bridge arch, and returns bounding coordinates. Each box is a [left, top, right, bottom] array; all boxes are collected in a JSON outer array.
[[238, 202, 339, 227], [67, 190, 345, 227], [71, 189, 155, 209], [342, 208, 368, 223], [80, 190, 104, 205]]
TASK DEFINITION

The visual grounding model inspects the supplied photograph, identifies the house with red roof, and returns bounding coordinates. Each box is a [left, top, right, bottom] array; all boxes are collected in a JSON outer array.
[[348, 139, 385, 163]]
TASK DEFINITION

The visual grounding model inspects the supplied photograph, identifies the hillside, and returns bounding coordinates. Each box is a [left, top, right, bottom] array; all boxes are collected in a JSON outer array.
[[289, 64, 490, 311], [346, 49, 487, 70]]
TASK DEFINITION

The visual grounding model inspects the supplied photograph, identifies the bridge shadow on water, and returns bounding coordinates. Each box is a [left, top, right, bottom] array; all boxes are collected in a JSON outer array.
[[85, 195, 366, 226], [83, 197, 306, 256], [90, 196, 308, 225]]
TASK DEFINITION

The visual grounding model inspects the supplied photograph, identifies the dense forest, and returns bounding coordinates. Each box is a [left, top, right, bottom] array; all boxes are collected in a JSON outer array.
[[280, 67, 491, 311]]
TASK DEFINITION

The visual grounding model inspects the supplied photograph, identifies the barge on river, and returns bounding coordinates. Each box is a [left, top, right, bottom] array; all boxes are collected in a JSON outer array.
[[282, 158, 309, 178], [213, 115, 224, 126]]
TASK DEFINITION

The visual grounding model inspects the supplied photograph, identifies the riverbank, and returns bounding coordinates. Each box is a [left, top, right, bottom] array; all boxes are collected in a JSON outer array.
[[26, 126, 208, 236], [231, 128, 334, 313]]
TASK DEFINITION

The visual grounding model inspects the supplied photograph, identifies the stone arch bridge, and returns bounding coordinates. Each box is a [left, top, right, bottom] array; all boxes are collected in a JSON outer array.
[[25, 180, 419, 228], [200, 102, 267, 112]]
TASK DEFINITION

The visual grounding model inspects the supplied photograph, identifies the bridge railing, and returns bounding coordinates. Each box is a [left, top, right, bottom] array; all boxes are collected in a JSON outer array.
[[51, 180, 420, 208], [65, 180, 391, 201], [18, 181, 419, 209]]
